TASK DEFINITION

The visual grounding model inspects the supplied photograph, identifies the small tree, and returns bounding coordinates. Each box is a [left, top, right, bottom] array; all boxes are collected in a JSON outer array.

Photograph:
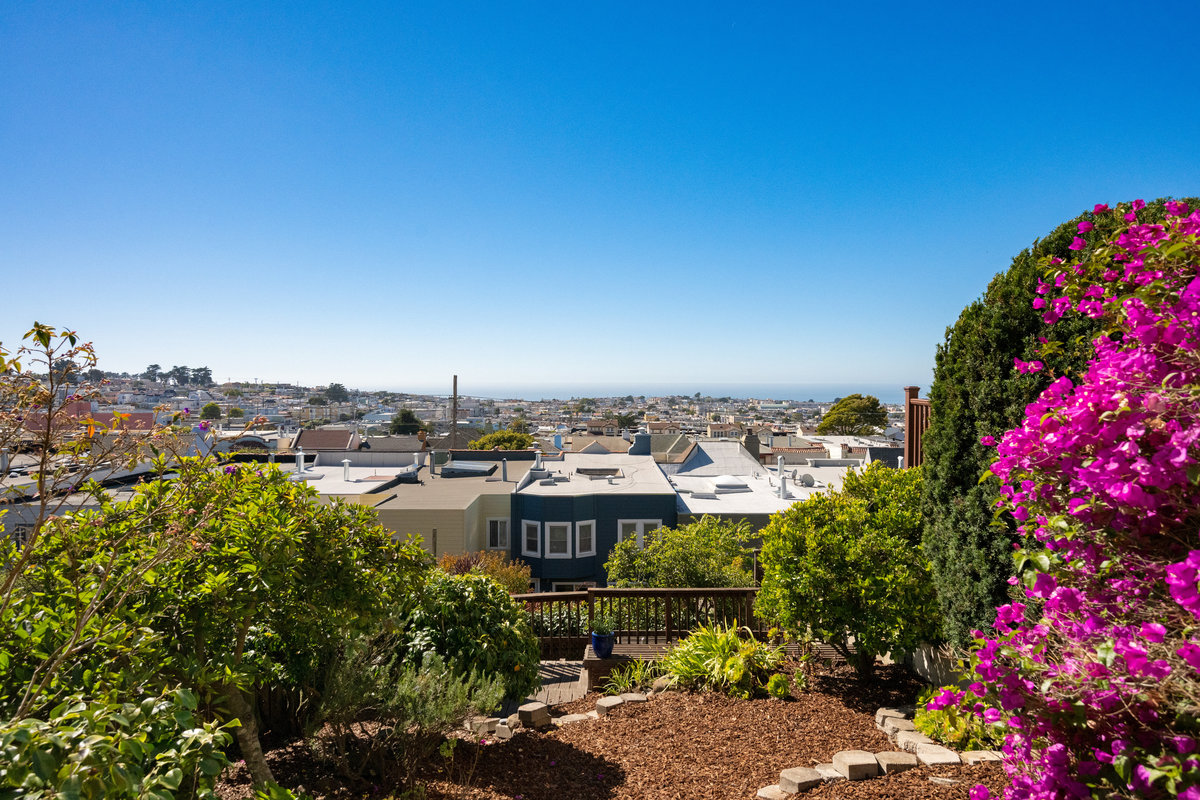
[[508, 416, 530, 434], [605, 516, 755, 588], [389, 408, 427, 435], [756, 462, 938, 678], [199, 402, 221, 420], [228, 406, 244, 418], [467, 430, 534, 450], [325, 382, 350, 403], [815, 393, 886, 435]]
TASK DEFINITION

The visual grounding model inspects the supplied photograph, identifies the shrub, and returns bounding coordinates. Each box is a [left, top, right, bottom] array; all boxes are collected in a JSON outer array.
[[604, 516, 754, 588], [922, 199, 1193, 646], [437, 550, 532, 595], [756, 462, 938, 678], [397, 572, 541, 699], [312, 646, 503, 790], [466, 431, 534, 450], [968, 200, 1200, 799], [660, 623, 784, 699]]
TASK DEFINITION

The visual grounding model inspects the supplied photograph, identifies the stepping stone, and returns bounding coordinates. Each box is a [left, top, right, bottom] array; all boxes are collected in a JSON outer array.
[[553, 714, 589, 726], [895, 730, 936, 752], [595, 696, 624, 716], [585, 710, 600, 720], [832, 750, 880, 780], [506, 713, 521, 729], [875, 707, 906, 729], [814, 764, 845, 782], [779, 767, 824, 793], [915, 744, 961, 766], [757, 785, 790, 800], [518, 702, 549, 725], [883, 717, 917, 735], [929, 777, 960, 785], [962, 750, 1003, 764], [494, 721, 513, 740], [875, 751, 918, 775], [619, 692, 648, 703]]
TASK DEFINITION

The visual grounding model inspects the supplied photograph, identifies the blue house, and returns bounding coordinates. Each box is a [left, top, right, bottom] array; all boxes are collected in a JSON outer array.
[[511, 452, 678, 591]]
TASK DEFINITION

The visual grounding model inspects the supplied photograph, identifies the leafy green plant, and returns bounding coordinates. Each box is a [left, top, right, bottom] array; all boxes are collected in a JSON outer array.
[[601, 659, 661, 695], [604, 516, 754, 588], [0, 688, 230, 799], [765, 673, 791, 700], [312, 648, 503, 791], [913, 684, 1006, 752], [590, 613, 616, 636], [756, 462, 938, 679], [438, 550, 531, 596], [397, 572, 541, 699], [660, 623, 784, 699]]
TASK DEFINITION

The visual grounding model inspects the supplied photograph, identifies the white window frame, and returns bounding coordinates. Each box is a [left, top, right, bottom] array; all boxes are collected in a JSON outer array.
[[522, 520, 540, 558], [553, 580, 597, 592], [576, 519, 596, 557], [617, 519, 661, 548], [546, 522, 572, 559], [486, 518, 509, 550]]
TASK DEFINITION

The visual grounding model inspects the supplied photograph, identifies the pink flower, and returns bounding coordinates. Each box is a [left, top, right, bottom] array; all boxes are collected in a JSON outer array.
[[1069, 236, 1087, 251], [980, 435, 996, 446], [1093, 203, 1110, 214], [1078, 220, 1094, 233]]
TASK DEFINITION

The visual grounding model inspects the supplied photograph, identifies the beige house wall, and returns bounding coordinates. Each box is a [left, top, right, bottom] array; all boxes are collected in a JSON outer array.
[[373, 506, 466, 558], [469, 494, 514, 552]]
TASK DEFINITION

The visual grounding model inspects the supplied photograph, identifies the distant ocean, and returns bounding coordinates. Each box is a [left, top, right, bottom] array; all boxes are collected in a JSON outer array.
[[381, 382, 923, 405]]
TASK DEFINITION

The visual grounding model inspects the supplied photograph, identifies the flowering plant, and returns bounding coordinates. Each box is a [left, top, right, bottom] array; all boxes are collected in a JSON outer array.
[[915, 682, 1007, 752], [969, 200, 1200, 799]]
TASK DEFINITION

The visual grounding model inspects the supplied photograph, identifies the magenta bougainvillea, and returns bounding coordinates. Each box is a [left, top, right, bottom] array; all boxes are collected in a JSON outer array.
[[964, 200, 1200, 799]]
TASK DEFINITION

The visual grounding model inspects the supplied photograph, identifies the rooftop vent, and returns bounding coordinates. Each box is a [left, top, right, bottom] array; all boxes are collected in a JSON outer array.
[[439, 461, 497, 478]]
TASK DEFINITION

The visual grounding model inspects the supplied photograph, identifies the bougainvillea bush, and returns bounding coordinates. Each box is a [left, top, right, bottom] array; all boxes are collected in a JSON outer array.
[[968, 200, 1200, 799]]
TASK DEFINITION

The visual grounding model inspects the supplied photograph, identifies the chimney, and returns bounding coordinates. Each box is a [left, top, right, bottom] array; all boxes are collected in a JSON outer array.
[[628, 432, 652, 456], [742, 429, 760, 459]]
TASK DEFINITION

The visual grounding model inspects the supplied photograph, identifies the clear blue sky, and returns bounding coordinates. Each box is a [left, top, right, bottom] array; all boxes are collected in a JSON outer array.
[[3, 2, 1198, 396]]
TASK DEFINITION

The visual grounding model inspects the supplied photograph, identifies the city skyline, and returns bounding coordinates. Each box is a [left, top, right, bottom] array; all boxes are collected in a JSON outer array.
[[3, 2, 1199, 390]]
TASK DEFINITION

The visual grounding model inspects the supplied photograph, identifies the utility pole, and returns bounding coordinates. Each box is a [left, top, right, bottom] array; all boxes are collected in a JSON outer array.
[[450, 375, 459, 450]]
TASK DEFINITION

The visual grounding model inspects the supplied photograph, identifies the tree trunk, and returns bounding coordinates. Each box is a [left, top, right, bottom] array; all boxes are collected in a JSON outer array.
[[221, 684, 275, 788]]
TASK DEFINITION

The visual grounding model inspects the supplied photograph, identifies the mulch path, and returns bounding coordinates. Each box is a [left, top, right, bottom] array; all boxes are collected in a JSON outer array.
[[217, 663, 1009, 800]]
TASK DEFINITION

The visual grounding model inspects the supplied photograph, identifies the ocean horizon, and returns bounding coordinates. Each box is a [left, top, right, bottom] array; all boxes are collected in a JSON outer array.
[[374, 382, 925, 405]]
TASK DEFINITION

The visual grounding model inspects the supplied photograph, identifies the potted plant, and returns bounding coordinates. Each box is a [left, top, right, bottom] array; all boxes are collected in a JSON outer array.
[[590, 612, 617, 659]]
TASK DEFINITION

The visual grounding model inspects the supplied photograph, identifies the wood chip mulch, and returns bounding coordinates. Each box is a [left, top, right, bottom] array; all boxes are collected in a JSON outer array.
[[217, 663, 1009, 800]]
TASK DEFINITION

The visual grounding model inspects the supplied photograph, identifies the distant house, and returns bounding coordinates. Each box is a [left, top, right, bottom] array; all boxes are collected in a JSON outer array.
[[585, 418, 620, 437], [646, 420, 681, 435], [511, 452, 678, 591], [292, 429, 361, 451], [706, 422, 741, 439]]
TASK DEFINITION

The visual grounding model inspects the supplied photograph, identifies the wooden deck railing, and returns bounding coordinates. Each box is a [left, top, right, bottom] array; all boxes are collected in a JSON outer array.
[[515, 587, 764, 659]]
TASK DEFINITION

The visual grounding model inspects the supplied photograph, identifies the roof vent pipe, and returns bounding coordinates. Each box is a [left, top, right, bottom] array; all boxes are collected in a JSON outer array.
[[342, 458, 352, 482], [502, 458, 508, 482], [430, 449, 437, 477], [0, 447, 8, 474], [534, 449, 542, 470], [296, 447, 305, 474], [413, 452, 420, 466], [779, 473, 787, 499]]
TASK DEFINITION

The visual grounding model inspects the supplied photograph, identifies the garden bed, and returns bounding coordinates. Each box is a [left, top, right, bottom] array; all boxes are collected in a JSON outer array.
[[216, 663, 1007, 800]]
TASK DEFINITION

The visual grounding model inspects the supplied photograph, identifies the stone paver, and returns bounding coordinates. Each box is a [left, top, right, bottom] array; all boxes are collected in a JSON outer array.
[[518, 701, 551, 728], [875, 707, 905, 728], [553, 713, 590, 726], [832, 750, 880, 780], [619, 692, 648, 703], [883, 717, 917, 735], [595, 695, 625, 715], [585, 710, 600, 720], [895, 730, 937, 752], [494, 721, 513, 740], [875, 751, 918, 775], [915, 744, 962, 766], [814, 764, 845, 782], [779, 767, 824, 793], [929, 777, 961, 785], [962, 750, 1003, 764], [757, 785, 789, 800]]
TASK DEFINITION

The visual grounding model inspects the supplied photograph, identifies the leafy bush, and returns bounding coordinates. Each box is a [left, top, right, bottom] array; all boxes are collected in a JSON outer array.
[[968, 200, 1200, 799], [660, 623, 784, 699], [604, 516, 754, 588], [0, 688, 230, 799], [437, 550, 531, 595], [312, 646, 503, 791], [466, 431, 534, 450], [913, 684, 1005, 752], [756, 462, 938, 678], [921, 199, 1192, 646], [590, 612, 616, 635], [601, 659, 661, 695], [397, 572, 541, 699]]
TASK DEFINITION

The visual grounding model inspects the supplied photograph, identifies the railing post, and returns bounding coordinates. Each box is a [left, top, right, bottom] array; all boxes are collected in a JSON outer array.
[[587, 587, 595, 633], [665, 595, 674, 642]]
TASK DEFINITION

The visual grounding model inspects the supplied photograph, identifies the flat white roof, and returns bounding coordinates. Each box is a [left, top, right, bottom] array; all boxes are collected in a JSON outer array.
[[517, 453, 675, 496]]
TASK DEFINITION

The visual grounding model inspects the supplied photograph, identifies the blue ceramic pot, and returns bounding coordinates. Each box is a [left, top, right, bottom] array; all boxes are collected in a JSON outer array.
[[591, 631, 615, 659]]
